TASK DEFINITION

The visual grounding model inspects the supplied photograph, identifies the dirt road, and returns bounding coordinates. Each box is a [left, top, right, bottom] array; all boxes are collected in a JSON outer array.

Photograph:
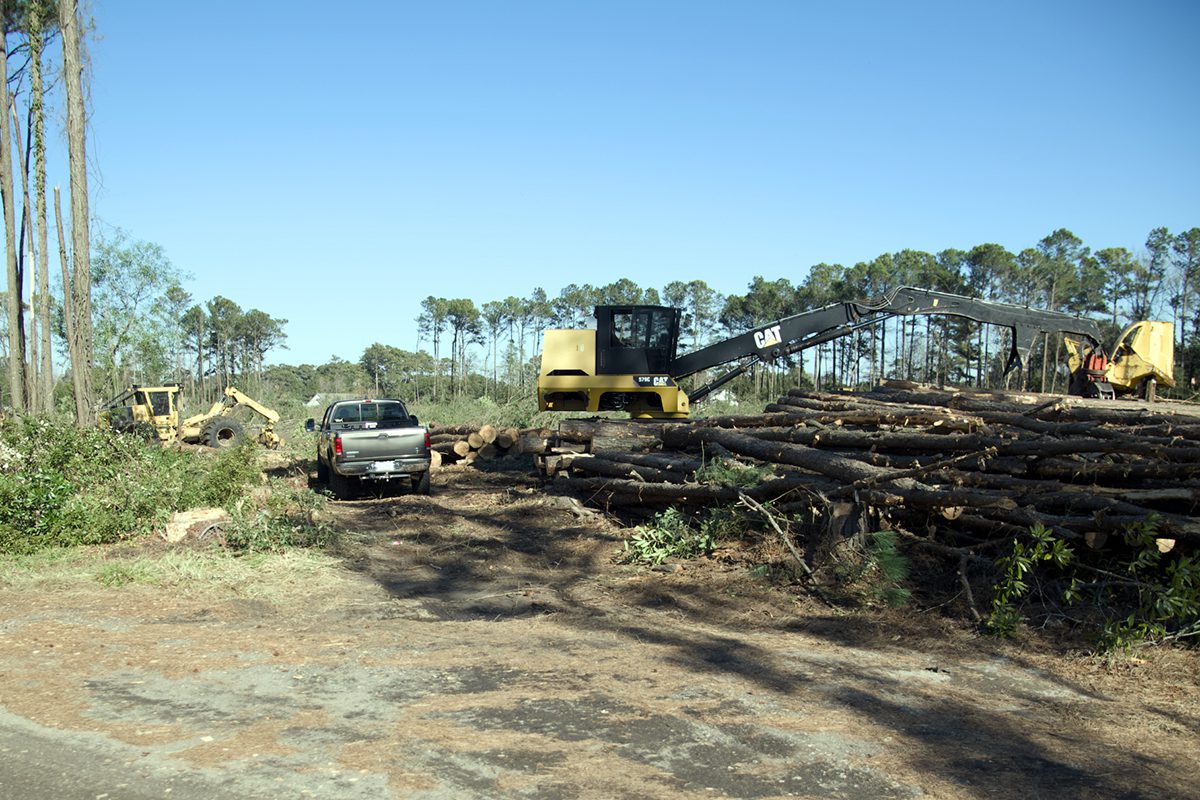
[[0, 466, 1197, 799]]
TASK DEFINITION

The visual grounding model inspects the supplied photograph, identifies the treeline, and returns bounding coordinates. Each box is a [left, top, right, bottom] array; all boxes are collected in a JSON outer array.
[[7, 214, 1199, 415], [258, 226, 1200, 407], [2, 228, 287, 410]]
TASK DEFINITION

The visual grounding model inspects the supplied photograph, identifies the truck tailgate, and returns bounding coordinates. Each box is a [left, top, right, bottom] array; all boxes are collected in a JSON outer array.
[[338, 429, 426, 461]]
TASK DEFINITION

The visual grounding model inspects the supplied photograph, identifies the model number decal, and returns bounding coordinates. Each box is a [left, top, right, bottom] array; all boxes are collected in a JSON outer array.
[[754, 324, 782, 350], [634, 375, 674, 387]]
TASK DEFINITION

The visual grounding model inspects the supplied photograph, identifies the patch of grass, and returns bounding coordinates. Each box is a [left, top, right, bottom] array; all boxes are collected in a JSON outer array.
[[0, 546, 347, 603]]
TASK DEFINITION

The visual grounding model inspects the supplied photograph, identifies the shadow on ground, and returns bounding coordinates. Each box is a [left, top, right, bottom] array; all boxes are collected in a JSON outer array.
[[325, 464, 1189, 800]]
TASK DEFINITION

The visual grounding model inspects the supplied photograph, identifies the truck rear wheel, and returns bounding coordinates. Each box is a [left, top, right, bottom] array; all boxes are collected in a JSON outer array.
[[329, 470, 354, 500], [316, 459, 329, 484], [412, 470, 431, 496], [202, 417, 245, 448]]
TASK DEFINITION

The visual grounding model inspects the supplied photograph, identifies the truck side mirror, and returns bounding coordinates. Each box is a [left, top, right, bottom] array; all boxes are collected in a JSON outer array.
[[305, 419, 315, 432]]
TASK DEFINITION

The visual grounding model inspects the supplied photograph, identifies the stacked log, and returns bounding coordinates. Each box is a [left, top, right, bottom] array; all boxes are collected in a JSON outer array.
[[428, 424, 523, 467], [545, 386, 1200, 548]]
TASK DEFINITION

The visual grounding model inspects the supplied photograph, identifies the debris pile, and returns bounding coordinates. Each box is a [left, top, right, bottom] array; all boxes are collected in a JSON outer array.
[[540, 386, 1200, 550]]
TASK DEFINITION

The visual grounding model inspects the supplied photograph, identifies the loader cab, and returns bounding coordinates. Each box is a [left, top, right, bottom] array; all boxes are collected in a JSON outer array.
[[99, 383, 181, 442], [593, 305, 681, 375]]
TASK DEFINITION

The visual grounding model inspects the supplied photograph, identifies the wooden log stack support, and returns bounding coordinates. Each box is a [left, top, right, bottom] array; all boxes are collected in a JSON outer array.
[[541, 386, 1200, 549]]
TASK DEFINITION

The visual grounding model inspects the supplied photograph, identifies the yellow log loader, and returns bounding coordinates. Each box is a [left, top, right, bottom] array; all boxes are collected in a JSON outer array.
[[538, 286, 1175, 418], [98, 384, 282, 448]]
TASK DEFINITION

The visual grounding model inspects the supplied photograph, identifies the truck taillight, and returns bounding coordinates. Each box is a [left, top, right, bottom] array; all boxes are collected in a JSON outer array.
[[334, 434, 343, 456], [424, 430, 431, 449]]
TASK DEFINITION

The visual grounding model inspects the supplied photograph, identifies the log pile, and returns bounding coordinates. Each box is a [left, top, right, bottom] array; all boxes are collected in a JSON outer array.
[[545, 386, 1200, 549], [428, 424, 523, 467]]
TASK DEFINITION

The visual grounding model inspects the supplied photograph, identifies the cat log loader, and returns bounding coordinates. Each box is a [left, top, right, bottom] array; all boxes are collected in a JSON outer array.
[[537, 285, 1175, 419], [1064, 320, 1175, 401], [99, 384, 282, 448]]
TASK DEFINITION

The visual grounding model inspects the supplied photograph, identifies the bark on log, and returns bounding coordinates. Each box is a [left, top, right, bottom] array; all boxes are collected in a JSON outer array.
[[518, 432, 552, 454], [558, 418, 671, 444], [429, 424, 481, 436], [760, 406, 985, 432], [429, 433, 471, 445], [560, 474, 840, 507], [600, 451, 708, 475], [569, 456, 688, 484], [742, 424, 1200, 462]]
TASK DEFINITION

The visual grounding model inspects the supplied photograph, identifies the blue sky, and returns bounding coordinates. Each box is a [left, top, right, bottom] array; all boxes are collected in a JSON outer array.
[[77, 0, 1199, 365]]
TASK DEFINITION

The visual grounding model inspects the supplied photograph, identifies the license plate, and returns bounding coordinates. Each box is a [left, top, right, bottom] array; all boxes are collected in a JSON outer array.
[[370, 460, 396, 472]]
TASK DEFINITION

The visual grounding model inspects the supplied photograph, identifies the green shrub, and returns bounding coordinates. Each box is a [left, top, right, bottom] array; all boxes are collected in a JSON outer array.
[[0, 416, 261, 555], [694, 457, 771, 488], [831, 530, 912, 608], [988, 521, 1200, 650], [623, 507, 715, 566], [223, 481, 334, 554]]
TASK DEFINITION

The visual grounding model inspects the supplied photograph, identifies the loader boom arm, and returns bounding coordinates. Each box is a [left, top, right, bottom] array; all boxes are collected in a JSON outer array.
[[225, 387, 281, 424], [672, 286, 1105, 403]]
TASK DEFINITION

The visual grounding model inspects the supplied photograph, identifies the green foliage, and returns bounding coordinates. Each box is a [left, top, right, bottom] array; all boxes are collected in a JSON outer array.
[[94, 561, 156, 587], [0, 417, 261, 555], [700, 506, 754, 541], [184, 442, 263, 508], [694, 457, 771, 488], [988, 521, 1200, 650], [412, 395, 541, 429], [622, 508, 714, 566], [834, 530, 912, 608], [865, 531, 912, 607], [223, 482, 334, 554]]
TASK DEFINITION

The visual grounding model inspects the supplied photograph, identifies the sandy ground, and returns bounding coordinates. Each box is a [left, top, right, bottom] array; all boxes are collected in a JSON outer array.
[[0, 465, 1197, 799]]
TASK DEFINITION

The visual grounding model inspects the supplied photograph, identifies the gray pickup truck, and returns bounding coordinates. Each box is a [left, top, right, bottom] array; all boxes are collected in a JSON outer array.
[[306, 398, 431, 499]]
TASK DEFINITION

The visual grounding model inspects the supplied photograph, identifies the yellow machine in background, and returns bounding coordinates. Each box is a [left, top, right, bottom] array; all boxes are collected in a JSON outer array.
[[538, 287, 1179, 419], [1066, 320, 1175, 400], [99, 384, 282, 448]]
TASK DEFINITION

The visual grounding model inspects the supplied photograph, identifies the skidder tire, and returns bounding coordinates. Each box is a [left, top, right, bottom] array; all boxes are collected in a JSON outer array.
[[202, 417, 245, 448]]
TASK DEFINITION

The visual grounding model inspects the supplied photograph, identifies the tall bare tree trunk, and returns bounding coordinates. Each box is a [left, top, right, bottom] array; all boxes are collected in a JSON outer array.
[[0, 21, 27, 411], [13, 101, 40, 411], [53, 186, 75, 379], [61, 0, 93, 423], [31, 4, 53, 413]]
